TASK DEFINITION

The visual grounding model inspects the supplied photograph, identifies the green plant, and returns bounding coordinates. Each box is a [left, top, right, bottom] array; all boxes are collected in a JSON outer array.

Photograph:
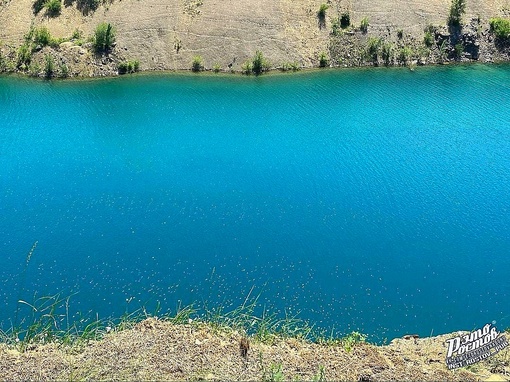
[[454, 43, 464, 59], [44, 53, 54, 78], [118, 60, 140, 74], [281, 61, 300, 71], [360, 16, 369, 33], [398, 46, 413, 65], [381, 41, 394, 66], [424, 31, 434, 47], [212, 63, 221, 73], [263, 362, 285, 382], [448, 0, 466, 27], [16, 43, 32, 68], [71, 28, 83, 40], [490, 17, 510, 41], [317, 3, 329, 19], [191, 55, 203, 72], [397, 29, 404, 39], [252, 50, 269, 75], [342, 331, 366, 353], [33, 26, 52, 46], [93, 22, 115, 53], [318, 51, 328, 67], [45, 0, 61, 16], [365, 37, 382, 63]]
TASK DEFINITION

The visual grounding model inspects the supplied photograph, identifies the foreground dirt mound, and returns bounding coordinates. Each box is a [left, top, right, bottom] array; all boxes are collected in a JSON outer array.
[[1, 318, 508, 381]]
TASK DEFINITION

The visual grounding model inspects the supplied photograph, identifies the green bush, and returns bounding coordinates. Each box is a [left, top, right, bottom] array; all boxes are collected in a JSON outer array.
[[16, 43, 32, 68], [365, 37, 382, 62], [318, 51, 329, 67], [317, 3, 328, 19], [252, 50, 268, 75], [448, 0, 466, 26], [191, 56, 203, 72], [360, 17, 369, 33], [424, 31, 434, 47], [93, 22, 115, 53], [212, 63, 221, 73], [381, 42, 394, 66], [490, 18, 510, 41], [45, 0, 61, 16], [33, 27, 52, 46], [44, 54, 54, 78], [117, 60, 139, 74], [397, 29, 404, 39], [398, 46, 413, 65]]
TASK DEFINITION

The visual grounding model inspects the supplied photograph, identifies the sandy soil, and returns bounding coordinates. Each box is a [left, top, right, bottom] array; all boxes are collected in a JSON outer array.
[[1, 0, 510, 76], [1, 318, 509, 381]]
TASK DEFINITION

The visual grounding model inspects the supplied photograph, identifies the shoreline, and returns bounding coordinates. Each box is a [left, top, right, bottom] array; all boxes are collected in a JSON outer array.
[[1, 314, 508, 381], [2, 60, 510, 83]]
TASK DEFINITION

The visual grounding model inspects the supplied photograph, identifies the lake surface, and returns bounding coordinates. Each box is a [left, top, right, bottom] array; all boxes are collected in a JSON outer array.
[[1, 65, 510, 342]]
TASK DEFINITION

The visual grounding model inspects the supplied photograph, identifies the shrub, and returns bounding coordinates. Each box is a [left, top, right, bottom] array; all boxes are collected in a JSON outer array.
[[454, 43, 464, 59], [397, 29, 404, 39], [448, 0, 466, 27], [212, 63, 221, 73], [398, 46, 413, 65], [118, 60, 139, 74], [72, 29, 83, 40], [251, 50, 269, 75], [241, 60, 252, 74], [44, 54, 54, 78], [45, 0, 61, 16], [381, 42, 394, 66], [490, 18, 510, 41], [93, 22, 115, 53], [424, 31, 434, 47], [281, 61, 300, 71], [366, 37, 382, 62], [360, 17, 369, 33], [317, 3, 329, 19], [33, 27, 52, 46], [16, 43, 32, 68], [340, 13, 350, 28], [191, 56, 203, 72], [318, 51, 329, 67]]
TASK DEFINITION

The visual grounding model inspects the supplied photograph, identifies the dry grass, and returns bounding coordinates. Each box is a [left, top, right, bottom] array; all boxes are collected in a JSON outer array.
[[1, 317, 509, 381]]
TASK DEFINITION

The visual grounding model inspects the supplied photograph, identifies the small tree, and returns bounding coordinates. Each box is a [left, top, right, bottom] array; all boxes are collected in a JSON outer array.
[[340, 13, 350, 28], [318, 51, 329, 67], [252, 51, 268, 75], [93, 22, 115, 53], [448, 0, 466, 27], [191, 56, 204, 72]]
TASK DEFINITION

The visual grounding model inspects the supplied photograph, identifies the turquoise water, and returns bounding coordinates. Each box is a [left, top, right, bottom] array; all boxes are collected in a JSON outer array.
[[1, 65, 510, 341]]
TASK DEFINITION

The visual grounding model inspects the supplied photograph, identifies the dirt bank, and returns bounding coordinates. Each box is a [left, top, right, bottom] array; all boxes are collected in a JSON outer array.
[[0, 318, 509, 381], [1, 0, 510, 77]]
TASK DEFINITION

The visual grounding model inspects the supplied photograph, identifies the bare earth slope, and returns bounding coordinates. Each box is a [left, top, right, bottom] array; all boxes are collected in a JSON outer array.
[[1, 318, 509, 381], [1, 0, 510, 75]]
